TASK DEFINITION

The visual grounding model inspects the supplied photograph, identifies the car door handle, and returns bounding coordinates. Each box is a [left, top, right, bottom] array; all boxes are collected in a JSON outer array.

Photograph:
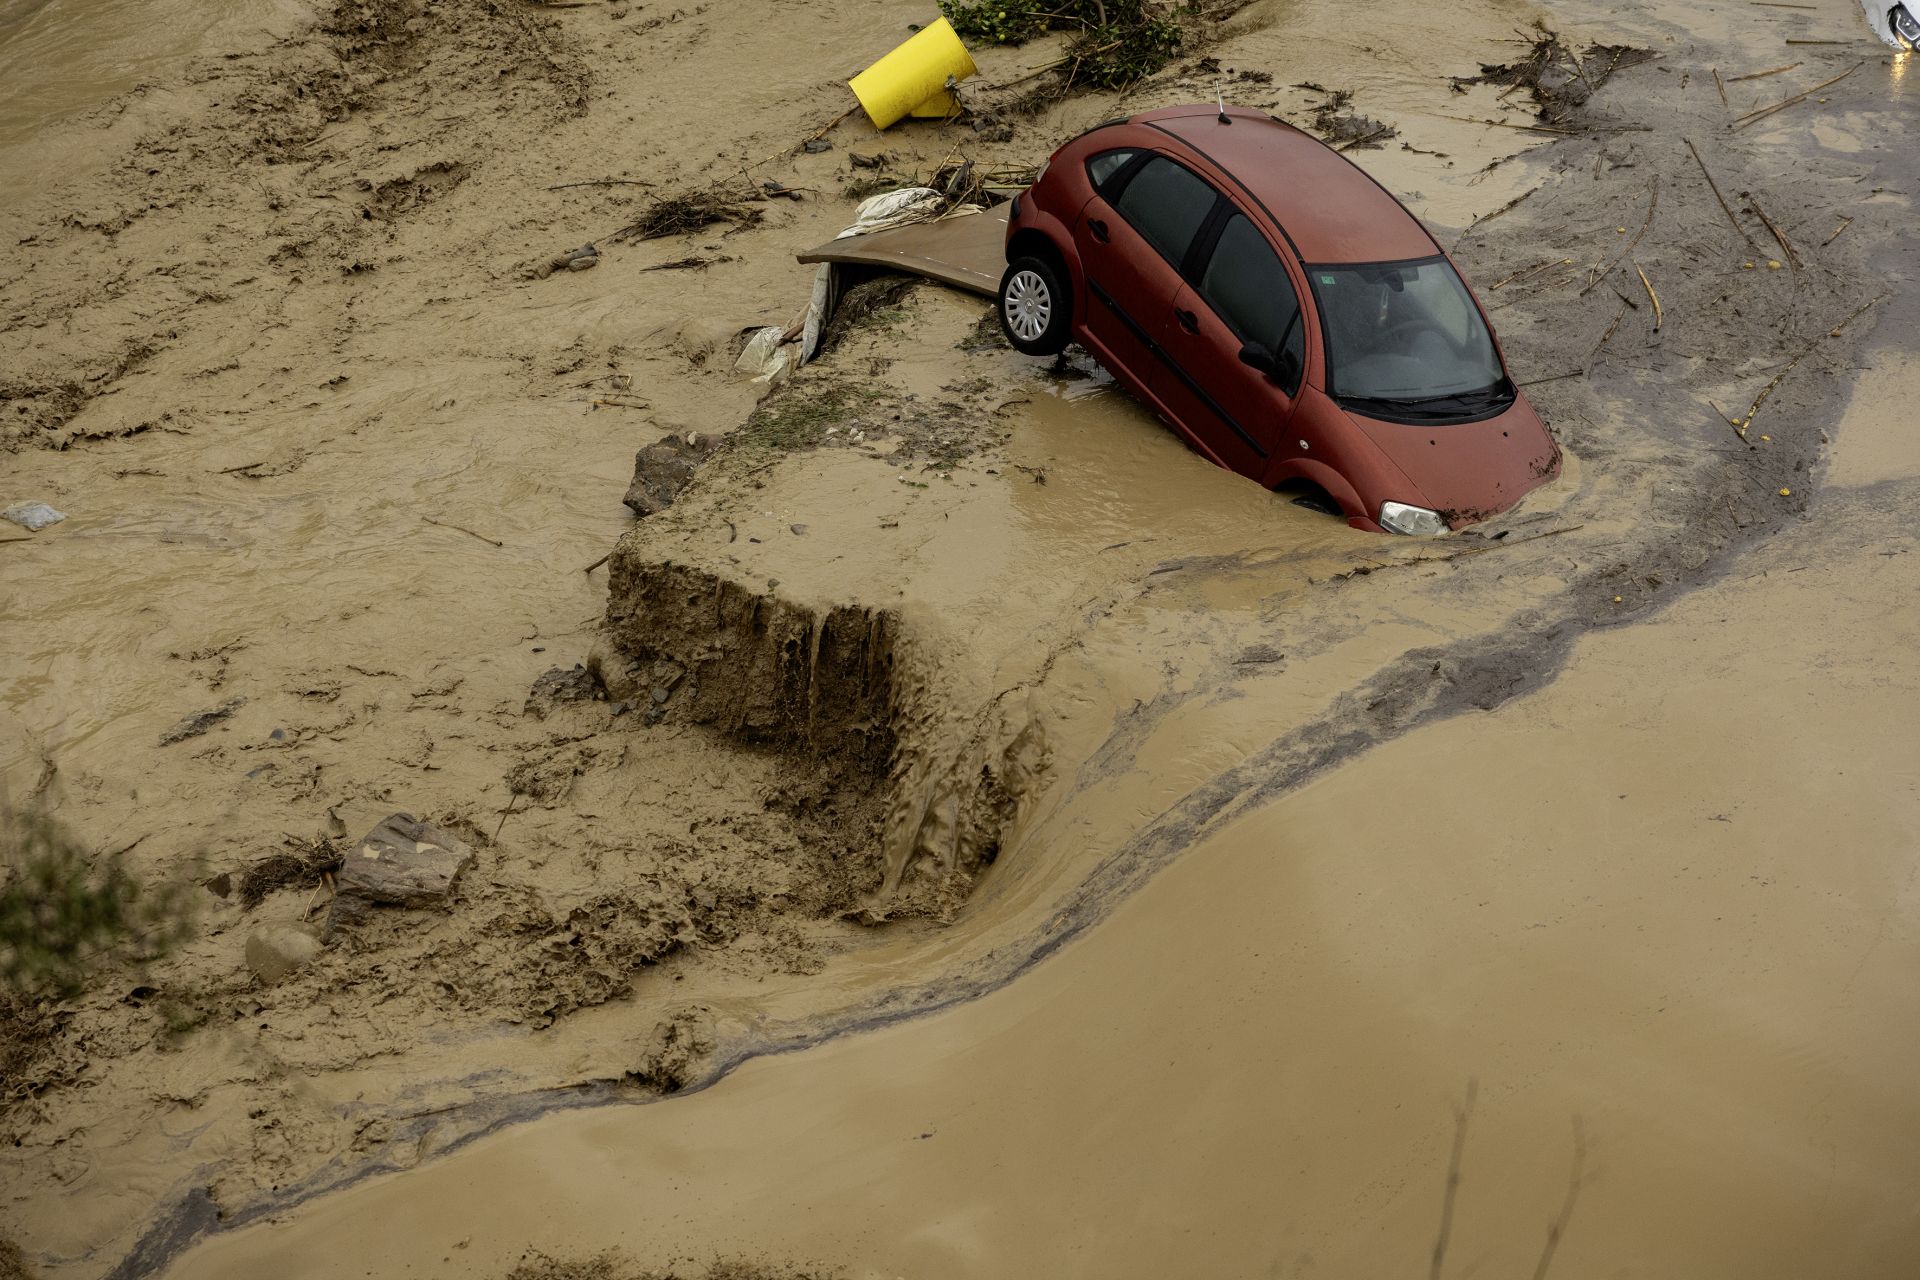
[[1088, 219, 1110, 243], [1175, 308, 1199, 334]]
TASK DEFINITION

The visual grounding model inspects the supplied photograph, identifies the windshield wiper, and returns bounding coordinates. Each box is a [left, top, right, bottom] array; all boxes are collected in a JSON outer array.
[[1340, 383, 1512, 419]]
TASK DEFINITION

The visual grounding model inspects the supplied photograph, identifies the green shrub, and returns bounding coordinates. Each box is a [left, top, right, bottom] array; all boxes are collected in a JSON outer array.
[[941, 0, 1188, 90], [0, 807, 195, 996]]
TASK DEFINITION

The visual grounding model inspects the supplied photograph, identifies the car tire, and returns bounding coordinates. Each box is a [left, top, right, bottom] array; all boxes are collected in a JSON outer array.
[[998, 256, 1072, 357]]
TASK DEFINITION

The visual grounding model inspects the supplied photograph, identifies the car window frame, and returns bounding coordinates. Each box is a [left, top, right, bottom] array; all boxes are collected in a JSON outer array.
[[1186, 205, 1309, 397], [1100, 152, 1227, 276]]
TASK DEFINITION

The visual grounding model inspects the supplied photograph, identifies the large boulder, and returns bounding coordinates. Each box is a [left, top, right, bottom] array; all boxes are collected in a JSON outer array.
[[329, 813, 475, 929]]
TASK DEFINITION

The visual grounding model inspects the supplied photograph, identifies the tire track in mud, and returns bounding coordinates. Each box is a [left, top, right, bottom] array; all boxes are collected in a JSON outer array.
[[110, 19, 1917, 1277]]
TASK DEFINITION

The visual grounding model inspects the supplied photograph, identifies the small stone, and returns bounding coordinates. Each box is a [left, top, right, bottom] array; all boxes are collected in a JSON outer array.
[[803, 138, 833, 154], [2, 501, 65, 532], [568, 254, 598, 272], [205, 871, 234, 899], [245, 923, 323, 984], [651, 686, 671, 705]]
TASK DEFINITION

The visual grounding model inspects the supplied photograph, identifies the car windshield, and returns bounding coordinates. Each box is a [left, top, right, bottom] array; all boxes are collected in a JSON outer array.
[[1309, 256, 1509, 418]]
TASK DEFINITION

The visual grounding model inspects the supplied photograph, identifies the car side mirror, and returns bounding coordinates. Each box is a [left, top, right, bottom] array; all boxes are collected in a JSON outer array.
[[1274, 345, 1301, 389], [1238, 341, 1277, 375]]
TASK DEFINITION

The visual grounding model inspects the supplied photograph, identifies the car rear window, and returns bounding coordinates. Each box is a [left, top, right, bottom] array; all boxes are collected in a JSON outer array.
[[1113, 157, 1217, 267], [1199, 213, 1305, 394]]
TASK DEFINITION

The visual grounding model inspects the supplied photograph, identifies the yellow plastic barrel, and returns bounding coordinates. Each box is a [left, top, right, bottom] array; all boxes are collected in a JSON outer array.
[[848, 18, 978, 130]]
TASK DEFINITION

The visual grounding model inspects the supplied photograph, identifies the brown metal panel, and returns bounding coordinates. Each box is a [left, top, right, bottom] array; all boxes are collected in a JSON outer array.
[[796, 206, 1010, 298]]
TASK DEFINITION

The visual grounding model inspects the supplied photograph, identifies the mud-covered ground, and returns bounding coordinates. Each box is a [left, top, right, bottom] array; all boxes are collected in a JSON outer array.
[[1, 0, 1914, 1275]]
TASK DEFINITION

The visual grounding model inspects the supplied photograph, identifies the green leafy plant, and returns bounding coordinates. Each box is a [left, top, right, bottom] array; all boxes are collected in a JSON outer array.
[[0, 806, 196, 996], [941, 0, 1190, 91]]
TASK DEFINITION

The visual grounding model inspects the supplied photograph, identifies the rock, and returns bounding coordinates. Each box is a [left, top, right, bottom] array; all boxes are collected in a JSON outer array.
[[204, 871, 233, 899], [329, 813, 475, 929], [587, 636, 645, 703], [567, 253, 599, 272], [158, 696, 246, 746], [623, 432, 719, 518], [802, 138, 833, 154], [3, 501, 65, 531], [245, 922, 324, 984], [524, 663, 601, 719]]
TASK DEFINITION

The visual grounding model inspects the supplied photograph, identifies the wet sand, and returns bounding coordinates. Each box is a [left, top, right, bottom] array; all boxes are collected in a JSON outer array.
[[3, 0, 1917, 1274]]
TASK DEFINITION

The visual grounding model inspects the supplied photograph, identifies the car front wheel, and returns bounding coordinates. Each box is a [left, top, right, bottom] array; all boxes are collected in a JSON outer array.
[[998, 256, 1072, 356]]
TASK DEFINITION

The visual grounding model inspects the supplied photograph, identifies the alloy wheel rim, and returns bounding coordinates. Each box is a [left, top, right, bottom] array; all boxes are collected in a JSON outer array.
[[1004, 270, 1052, 342]]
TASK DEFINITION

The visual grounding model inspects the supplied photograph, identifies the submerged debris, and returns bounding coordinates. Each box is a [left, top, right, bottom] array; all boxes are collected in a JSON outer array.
[[614, 184, 765, 241], [1296, 84, 1398, 151], [237, 837, 342, 909], [157, 696, 246, 746], [1453, 23, 1656, 124], [525, 664, 603, 719]]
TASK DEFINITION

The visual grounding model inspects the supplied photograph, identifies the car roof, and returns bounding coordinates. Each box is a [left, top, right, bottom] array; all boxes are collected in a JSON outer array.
[[1121, 106, 1438, 265]]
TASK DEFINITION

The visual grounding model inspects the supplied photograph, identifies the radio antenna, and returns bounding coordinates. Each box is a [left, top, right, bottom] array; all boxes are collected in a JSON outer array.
[[1216, 84, 1230, 123]]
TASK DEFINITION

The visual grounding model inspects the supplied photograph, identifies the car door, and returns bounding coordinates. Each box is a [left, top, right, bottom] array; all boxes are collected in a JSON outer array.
[[1074, 153, 1220, 410], [1157, 208, 1311, 479]]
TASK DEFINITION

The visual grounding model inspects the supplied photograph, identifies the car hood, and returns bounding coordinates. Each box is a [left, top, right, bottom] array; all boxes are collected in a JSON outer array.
[[1342, 396, 1560, 528]]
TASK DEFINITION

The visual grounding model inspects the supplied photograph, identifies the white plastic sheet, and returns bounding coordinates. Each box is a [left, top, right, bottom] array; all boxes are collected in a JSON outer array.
[[733, 187, 976, 385]]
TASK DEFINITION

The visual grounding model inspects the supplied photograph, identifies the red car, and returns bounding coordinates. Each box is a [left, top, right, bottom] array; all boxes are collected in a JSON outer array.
[[998, 104, 1560, 535]]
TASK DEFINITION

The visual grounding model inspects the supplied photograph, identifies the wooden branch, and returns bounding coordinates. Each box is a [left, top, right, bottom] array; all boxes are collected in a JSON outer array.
[[1684, 137, 1762, 251], [1731, 62, 1861, 129], [1636, 262, 1663, 330], [1728, 62, 1799, 81], [1747, 195, 1800, 269], [1579, 177, 1659, 296], [421, 516, 505, 548]]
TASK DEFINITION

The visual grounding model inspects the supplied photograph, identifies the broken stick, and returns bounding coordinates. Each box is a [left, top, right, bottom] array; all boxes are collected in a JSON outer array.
[[1684, 137, 1762, 251], [421, 516, 505, 548], [1635, 263, 1663, 330]]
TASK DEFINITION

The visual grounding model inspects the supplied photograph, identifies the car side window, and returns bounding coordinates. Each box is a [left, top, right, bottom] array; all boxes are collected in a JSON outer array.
[[1085, 149, 1138, 194], [1198, 213, 1307, 395], [1112, 156, 1218, 268]]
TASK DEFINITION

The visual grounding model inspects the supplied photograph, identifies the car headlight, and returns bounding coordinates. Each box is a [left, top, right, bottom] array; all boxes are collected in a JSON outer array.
[[1379, 501, 1447, 536], [1894, 4, 1920, 47]]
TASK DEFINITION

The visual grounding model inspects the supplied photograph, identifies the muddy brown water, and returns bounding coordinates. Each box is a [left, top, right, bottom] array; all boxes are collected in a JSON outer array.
[[3, 0, 1917, 1275], [168, 351, 1920, 1280]]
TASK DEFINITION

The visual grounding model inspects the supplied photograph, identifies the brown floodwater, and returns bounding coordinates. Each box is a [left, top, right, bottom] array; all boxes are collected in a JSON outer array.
[[0, 0, 306, 196], [166, 339, 1920, 1279]]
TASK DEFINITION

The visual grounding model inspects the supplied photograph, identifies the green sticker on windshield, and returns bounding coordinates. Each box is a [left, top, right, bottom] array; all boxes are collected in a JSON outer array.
[[1319, 275, 1335, 285]]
